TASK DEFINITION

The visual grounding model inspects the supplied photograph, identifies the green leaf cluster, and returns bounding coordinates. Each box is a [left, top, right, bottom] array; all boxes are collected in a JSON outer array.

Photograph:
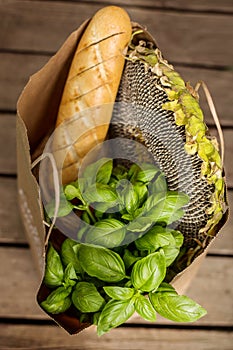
[[41, 158, 206, 335], [41, 241, 206, 335], [47, 158, 189, 248]]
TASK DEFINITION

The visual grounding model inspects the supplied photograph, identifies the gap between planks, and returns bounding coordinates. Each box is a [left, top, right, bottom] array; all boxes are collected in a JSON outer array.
[[0, 322, 233, 350], [73, 0, 233, 14]]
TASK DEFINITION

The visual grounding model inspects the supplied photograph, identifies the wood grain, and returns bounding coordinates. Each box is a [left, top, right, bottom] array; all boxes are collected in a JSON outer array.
[[0, 53, 49, 111], [1, 247, 232, 326], [1, 1, 232, 67], [0, 114, 16, 174], [78, 0, 233, 13], [0, 324, 233, 350], [209, 129, 233, 188], [0, 178, 25, 244], [1, 53, 232, 122], [209, 188, 233, 254]]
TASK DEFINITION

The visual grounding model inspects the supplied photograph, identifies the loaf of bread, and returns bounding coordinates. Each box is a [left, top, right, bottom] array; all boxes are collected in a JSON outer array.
[[53, 6, 132, 184]]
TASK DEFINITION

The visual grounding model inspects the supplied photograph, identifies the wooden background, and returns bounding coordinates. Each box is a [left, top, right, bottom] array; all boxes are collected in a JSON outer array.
[[0, 0, 232, 349]]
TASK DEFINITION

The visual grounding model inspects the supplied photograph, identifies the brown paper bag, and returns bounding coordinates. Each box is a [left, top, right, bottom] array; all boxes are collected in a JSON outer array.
[[17, 20, 228, 335]]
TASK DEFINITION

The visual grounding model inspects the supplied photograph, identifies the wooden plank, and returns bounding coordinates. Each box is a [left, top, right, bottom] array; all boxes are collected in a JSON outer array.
[[77, 0, 233, 13], [209, 190, 233, 255], [0, 178, 25, 244], [1, 51, 232, 123], [0, 324, 233, 350], [1, 247, 232, 326], [0, 247, 44, 319], [161, 0, 233, 12], [0, 53, 49, 111], [1, 1, 233, 67], [208, 188, 233, 255], [209, 129, 233, 189], [0, 114, 16, 174]]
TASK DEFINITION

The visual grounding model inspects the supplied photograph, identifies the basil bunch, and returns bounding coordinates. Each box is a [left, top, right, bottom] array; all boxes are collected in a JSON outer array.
[[47, 158, 189, 247], [42, 158, 207, 335]]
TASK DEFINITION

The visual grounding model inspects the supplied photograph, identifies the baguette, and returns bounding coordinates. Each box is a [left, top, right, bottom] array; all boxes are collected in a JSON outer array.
[[53, 6, 132, 184]]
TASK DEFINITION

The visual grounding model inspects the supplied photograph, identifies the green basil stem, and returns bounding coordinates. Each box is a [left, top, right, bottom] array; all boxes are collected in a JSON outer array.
[[70, 186, 97, 224], [86, 206, 97, 224], [73, 204, 97, 224]]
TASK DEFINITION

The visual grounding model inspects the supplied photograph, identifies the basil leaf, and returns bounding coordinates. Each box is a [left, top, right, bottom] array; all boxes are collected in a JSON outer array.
[[121, 213, 134, 221], [103, 286, 134, 300], [149, 288, 207, 322], [171, 230, 184, 248], [157, 192, 190, 224], [116, 179, 139, 214], [84, 226, 126, 248], [64, 184, 82, 201], [135, 294, 157, 322], [125, 188, 139, 214], [112, 164, 128, 180], [161, 246, 180, 267], [148, 172, 167, 194], [41, 286, 72, 314], [77, 177, 87, 196], [94, 218, 124, 229], [133, 207, 144, 218], [45, 193, 74, 218], [93, 311, 101, 325], [80, 313, 91, 323], [97, 299, 135, 336], [82, 211, 91, 224], [94, 200, 120, 213], [77, 224, 88, 242], [136, 163, 160, 183], [84, 219, 126, 248], [156, 282, 178, 294], [72, 282, 105, 313], [135, 226, 176, 251], [78, 244, 126, 282], [83, 183, 117, 203], [123, 249, 142, 269], [127, 216, 154, 233], [44, 244, 64, 288], [133, 182, 148, 207], [63, 263, 78, 287], [131, 251, 166, 292], [127, 163, 141, 182], [61, 239, 82, 273], [144, 192, 189, 225], [108, 177, 118, 189], [96, 159, 113, 184], [82, 158, 113, 185], [142, 193, 167, 220]]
